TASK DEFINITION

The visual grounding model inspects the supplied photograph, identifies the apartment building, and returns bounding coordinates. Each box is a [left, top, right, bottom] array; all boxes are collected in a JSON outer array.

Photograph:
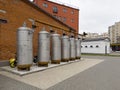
[[108, 25, 116, 43], [108, 21, 120, 51], [100, 32, 109, 38], [108, 22, 120, 44]]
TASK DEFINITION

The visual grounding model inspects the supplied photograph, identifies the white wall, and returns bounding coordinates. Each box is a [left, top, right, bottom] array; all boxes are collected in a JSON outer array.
[[81, 40, 110, 54]]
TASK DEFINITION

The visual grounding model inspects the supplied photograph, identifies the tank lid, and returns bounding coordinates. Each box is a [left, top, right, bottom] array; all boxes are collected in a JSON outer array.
[[18, 22, 31, 30], [52, 33, 60, 36], [39, 27, 49, 33]]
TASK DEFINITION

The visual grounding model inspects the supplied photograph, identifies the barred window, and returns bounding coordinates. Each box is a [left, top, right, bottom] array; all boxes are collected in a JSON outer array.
[[62, 17, 67, 22], [53, 6, 58, 13], [63, 8, 67, 13], [71, 19, 74, 23], [71, 10, 74, 14], [43, 3, 48, 8]]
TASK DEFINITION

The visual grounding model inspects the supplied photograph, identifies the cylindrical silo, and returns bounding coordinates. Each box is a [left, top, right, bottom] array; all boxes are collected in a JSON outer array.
[[70, 35, 76, 60], [68, 38, 70, 60], [51, 32, 61, 64], [61, 34, 69, 62], [79, 38, 81, 59], [75, 38, 81, 59], [38, 27, 50, 67], [17, 23, 33, 71]]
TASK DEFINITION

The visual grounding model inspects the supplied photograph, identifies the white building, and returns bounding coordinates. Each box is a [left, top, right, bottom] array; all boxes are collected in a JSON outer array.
[[81, 38, 111, 54]]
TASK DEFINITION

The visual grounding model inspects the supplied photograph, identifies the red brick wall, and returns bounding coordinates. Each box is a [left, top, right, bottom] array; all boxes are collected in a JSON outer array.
[[34, 0, 79, 32], [0, 0, 71, 60]]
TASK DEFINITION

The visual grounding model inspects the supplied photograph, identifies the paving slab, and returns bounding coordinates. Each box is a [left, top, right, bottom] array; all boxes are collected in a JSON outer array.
[[0, 60, 80, 76], [0, 58, 104, 90]]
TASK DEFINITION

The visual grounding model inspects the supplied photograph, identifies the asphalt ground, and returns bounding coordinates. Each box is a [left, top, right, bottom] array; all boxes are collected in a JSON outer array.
[[0, 56, 120, 90], [0, 74, 40, 90], [47, 56, 120, 90]]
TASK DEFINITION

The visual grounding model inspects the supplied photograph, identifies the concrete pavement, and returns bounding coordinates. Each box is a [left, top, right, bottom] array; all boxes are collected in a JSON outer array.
[[0, 58, 103, 90], [109, 51, 120, 56], [1, 56, 120, 90]]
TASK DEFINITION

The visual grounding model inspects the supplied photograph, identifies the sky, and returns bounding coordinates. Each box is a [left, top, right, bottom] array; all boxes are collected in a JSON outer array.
[[30, 0, 120, 34]]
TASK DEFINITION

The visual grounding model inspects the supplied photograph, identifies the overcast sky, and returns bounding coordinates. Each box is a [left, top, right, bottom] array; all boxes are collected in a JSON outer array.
[[31, 0, 120, 34]]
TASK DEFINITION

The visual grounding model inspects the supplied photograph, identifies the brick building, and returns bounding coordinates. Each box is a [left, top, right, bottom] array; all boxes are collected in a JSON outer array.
[[33, 0, 79, 33], [0, 0, 75, 61]]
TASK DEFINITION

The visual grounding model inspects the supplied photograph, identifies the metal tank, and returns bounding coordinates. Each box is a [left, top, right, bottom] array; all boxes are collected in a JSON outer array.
[[70, 35, 76, 60], [75, 38, 81, 59], [79, 38, 81, 59], [68, 38, 70, 60], [61, 33, 69, 62], [51, 32, 61, 64], [17, 23, 34, 70], [38, 27, 50, 66]]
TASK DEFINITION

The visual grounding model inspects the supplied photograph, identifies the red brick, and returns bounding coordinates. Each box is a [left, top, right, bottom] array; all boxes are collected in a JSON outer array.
[[0, 0, 73, 60]]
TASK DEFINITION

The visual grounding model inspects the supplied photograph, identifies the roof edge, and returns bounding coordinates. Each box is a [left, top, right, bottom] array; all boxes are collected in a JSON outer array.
[[22, 0, 76, 31]]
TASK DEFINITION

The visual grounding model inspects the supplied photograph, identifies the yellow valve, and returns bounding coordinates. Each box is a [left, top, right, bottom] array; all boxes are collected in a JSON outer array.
[[9, 58, 16, 68]]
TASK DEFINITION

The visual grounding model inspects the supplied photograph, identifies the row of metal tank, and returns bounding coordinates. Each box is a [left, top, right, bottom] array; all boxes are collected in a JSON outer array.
[[17, 24, 81, 70]]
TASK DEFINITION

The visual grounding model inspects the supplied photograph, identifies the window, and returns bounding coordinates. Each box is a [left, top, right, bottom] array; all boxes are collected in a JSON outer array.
[[53, 6, 58, 13], [96, 45, 99, 48], [85, 46, 87, 48], [81, 46, 83, 48], [53, 15, 58, 18], [90, 45, 93, 48], [0, 19, 8, 24], [63, 8, 67, 13], [43, 3, 48, 8], [58, 16, 61, 20], [62, 17, 67, 22], [71, 19, 74, 23], [71, 10, 74, 14]]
